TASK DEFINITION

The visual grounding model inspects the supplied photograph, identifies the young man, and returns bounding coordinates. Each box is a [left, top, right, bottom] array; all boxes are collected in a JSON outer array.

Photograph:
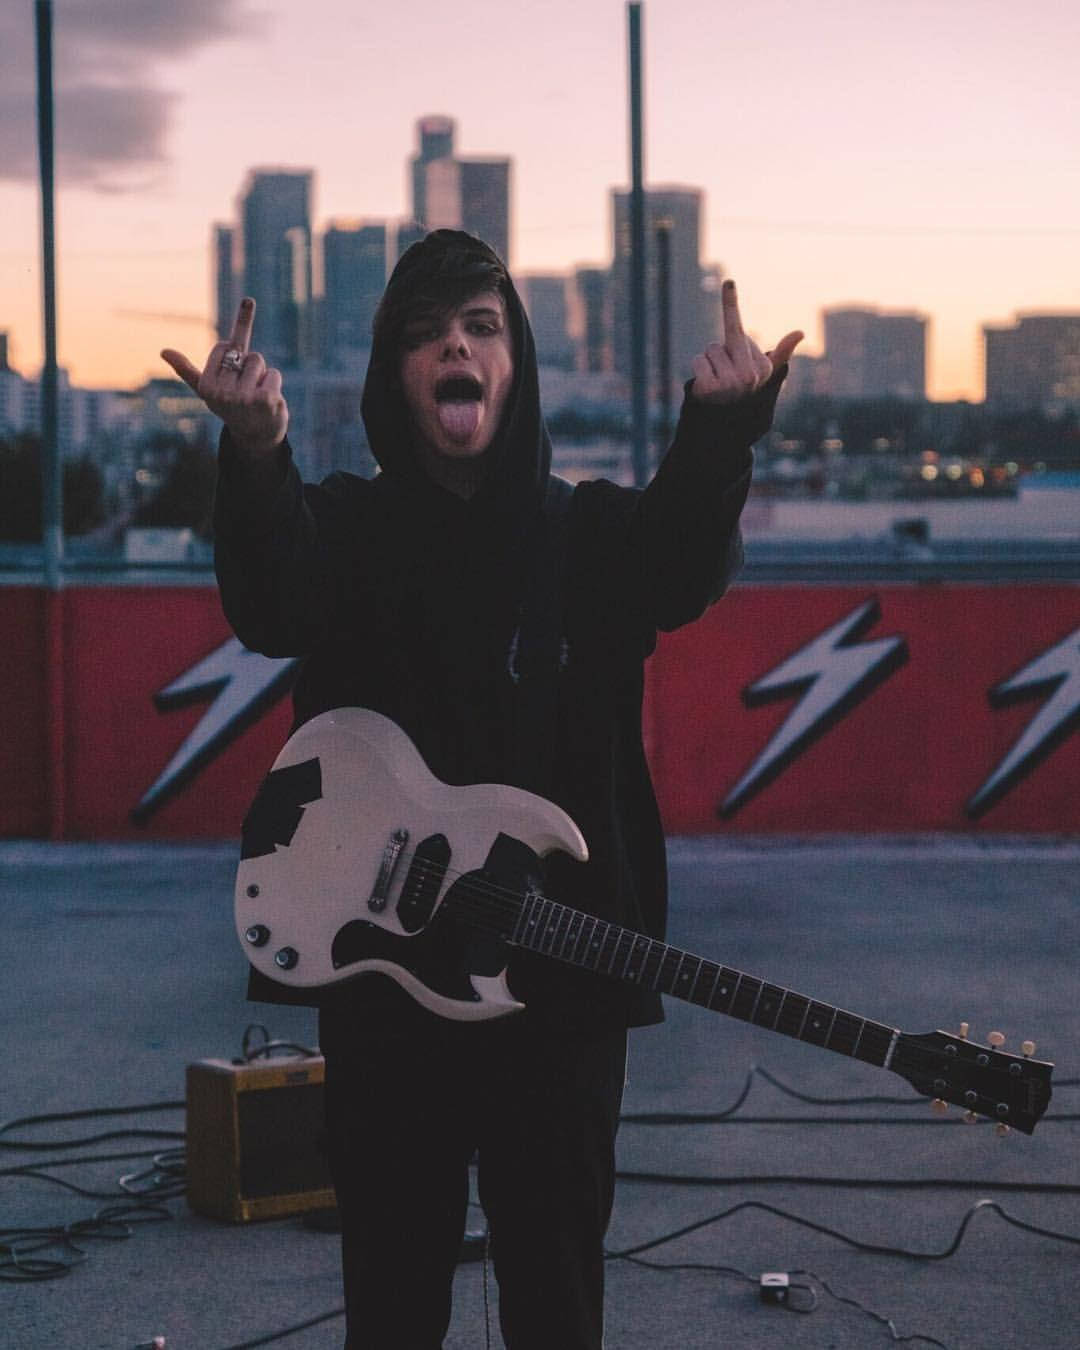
[[163, 229, 801, 1349]]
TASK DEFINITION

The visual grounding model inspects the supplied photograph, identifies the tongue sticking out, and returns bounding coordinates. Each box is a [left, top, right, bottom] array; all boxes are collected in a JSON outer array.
[[437, 399, 482, 443]]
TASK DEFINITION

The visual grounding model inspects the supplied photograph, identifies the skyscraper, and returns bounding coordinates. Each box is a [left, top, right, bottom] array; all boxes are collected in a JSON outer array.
[[610, 186, 706, 396], [983, 313, 1080, 412], [459, 159, 510, 264], [521, 274, 575, 369], [394, 219, 427, 261], [411, 115, 456, 227], [572, 268, 613, 374], [823, 307, 927, 399], [408, 117, 511, 263], [212, 224, 239, 340], [238, 169, 314, 369], [322, 222, 388, 369]]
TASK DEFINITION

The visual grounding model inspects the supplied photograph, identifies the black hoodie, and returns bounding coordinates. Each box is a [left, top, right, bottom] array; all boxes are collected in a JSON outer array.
[[213, 230, 785, 1031]]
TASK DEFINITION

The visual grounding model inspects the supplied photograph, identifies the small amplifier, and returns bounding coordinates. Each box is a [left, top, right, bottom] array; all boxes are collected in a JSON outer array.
[[186, 1054, 336, 1223]]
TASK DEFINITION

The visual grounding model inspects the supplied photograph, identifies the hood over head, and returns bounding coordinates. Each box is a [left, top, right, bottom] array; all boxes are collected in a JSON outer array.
[[361, 229, 551, 522]]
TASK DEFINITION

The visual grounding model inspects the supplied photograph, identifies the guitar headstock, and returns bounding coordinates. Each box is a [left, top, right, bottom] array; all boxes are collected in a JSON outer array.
[[891, 1025, 1053, 1135]]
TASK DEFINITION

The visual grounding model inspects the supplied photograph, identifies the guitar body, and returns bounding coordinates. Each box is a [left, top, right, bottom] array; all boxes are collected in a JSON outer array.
[[235, 707, 588, 1020]]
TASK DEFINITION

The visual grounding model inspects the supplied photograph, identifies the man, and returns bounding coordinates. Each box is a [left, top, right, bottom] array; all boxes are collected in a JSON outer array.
[[162, 229, 801, 1349]]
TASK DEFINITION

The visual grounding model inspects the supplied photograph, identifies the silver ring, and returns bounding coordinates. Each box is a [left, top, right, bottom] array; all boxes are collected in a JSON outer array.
[[221, 348, 244, 373]]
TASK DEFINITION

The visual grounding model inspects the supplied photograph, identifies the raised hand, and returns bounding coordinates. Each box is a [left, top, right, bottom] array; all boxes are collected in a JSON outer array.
[[690, 280, 803, 404], [161, 298, 288, 456]]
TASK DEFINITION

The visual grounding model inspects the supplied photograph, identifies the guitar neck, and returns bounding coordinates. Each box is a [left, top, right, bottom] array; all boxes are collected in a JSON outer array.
[[504, 891, 900, 1070]]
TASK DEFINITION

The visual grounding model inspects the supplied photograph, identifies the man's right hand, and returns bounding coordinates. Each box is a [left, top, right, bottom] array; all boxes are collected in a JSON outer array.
[[161, 297, 289, 456]]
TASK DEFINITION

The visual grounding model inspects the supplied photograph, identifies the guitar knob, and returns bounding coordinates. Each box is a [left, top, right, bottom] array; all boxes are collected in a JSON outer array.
[[987, 1031, 1006, 1048], [931, 1098, 949, 1116], [958, 1022, 970, 1039], [1022, 1040, 1036, 1057], [995, 1123, 1010, 1138], [963, 1110, 978, 1125], [274, 947, 299, 971]]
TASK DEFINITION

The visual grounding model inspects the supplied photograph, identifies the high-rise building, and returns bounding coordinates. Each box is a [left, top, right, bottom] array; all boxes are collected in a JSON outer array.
[[0, 333, 25, 438], [408, 117, 511, 263], [422, 157, 463, 231], [521, 274, 575, 369], [238, 169, 314, 369], [610, 186, 707, 395], [395, 219, 427, 260], [459, 159, 510, 264], [212, 224, 239, 340], [322, 222, 388, 369], [983, 313, 1080, 412], [822, 307, 927, 399], [411, 115, 456, 227], [571, 267, 613, 373]]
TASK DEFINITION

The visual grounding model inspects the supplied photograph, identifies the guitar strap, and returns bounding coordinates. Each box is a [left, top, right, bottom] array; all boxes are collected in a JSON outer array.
[[504, 473, 575, 796]]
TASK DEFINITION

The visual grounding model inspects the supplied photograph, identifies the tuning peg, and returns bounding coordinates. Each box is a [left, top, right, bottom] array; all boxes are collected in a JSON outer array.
[[1022, 1040, 1036, 1058], [963, 1110, 979, 1125], [987, 1031, 1006, 1048], [995, 1123, 1011, 1138], [931, 1098, 949, 1116], [958, 1022, 970, 1039]]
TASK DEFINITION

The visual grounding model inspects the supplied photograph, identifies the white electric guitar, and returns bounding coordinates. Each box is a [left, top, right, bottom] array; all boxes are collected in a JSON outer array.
[[235, 707, 1053, 1134]]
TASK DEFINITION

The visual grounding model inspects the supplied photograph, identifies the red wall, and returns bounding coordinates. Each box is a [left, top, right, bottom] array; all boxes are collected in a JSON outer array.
[[647, 584, 1080, 834], [2, 582, 1078, 838]]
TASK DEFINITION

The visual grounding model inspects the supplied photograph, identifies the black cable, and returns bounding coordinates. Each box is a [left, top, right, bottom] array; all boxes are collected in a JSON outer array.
[[1, 1197, 175, 1283], [238, 1023, 320, 1064], [617, 1170, 1080, 1194], [608, 1227, 951, 1346], [0, 1101, 185, 1151], [619, 1062, 1078, 1126], [620, 1064, 921, 1123], [606, 1197, 1080, 1265], [211, 1307, 345, 1350], [792, 1269, 946, 1346]]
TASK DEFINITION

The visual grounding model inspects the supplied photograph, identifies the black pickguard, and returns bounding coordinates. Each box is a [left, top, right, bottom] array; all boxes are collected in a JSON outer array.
[[330, 874, 506, 1003]]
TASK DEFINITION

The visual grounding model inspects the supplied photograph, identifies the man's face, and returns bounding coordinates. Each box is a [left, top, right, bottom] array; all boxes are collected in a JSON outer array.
[[398, 290, 515, 461]]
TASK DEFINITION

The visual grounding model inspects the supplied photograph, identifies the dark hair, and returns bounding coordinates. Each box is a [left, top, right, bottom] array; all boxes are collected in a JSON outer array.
[[372, 229, 512, 358]]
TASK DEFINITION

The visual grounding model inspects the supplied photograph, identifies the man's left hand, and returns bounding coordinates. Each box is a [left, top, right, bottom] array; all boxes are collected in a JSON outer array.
[[690, 280, 803, 404]]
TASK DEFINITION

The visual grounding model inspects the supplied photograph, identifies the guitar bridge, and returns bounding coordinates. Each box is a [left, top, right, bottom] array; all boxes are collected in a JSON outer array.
[[368, 828, 409, 912]]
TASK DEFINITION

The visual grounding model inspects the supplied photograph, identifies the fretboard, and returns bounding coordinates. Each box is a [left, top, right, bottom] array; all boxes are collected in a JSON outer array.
[[508, 892, 899, 1068]]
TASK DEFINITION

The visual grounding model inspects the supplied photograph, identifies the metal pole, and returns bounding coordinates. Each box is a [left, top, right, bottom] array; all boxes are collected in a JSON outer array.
[[627, 3, 649, 489], [36, 0, 66, 839], [656, 219, 672, 458], [36, 0, 62, 586]]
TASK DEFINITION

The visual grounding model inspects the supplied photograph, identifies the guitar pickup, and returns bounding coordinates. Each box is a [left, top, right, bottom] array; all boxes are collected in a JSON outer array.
[[397, 834, 451, 933], [368, 828, 409, 912]]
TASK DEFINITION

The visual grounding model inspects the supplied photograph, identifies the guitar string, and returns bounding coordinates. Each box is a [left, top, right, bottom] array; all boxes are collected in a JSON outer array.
[[362, 845, 627, 943], [306, 850, 1049, 1102], [366, 848, 743, 988], [324, 849, 906, 1051], [366, 849, 889, 1006]]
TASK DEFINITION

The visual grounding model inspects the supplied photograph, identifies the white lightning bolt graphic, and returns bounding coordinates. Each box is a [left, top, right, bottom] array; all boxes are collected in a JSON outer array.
[[132, 638, 299, 823], [967, 625, 1080, 818], [720, 598, 908, 816]]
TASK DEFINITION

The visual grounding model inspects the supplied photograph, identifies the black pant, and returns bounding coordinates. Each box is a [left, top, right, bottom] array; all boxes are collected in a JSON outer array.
[[319, 1004, 627, 1350]]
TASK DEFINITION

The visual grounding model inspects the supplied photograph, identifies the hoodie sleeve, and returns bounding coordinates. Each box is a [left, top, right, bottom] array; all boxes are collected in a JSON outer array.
[[631, 364, 785, 632], [212, 429, 357, 657]]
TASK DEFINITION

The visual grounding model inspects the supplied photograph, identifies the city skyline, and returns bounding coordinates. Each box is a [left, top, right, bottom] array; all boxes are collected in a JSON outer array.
[[1, 1, 1077, 398]]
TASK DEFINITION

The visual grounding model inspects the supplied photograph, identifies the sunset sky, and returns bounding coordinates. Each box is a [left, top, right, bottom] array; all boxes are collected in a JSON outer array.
[[1, 0, 1077, 400]]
